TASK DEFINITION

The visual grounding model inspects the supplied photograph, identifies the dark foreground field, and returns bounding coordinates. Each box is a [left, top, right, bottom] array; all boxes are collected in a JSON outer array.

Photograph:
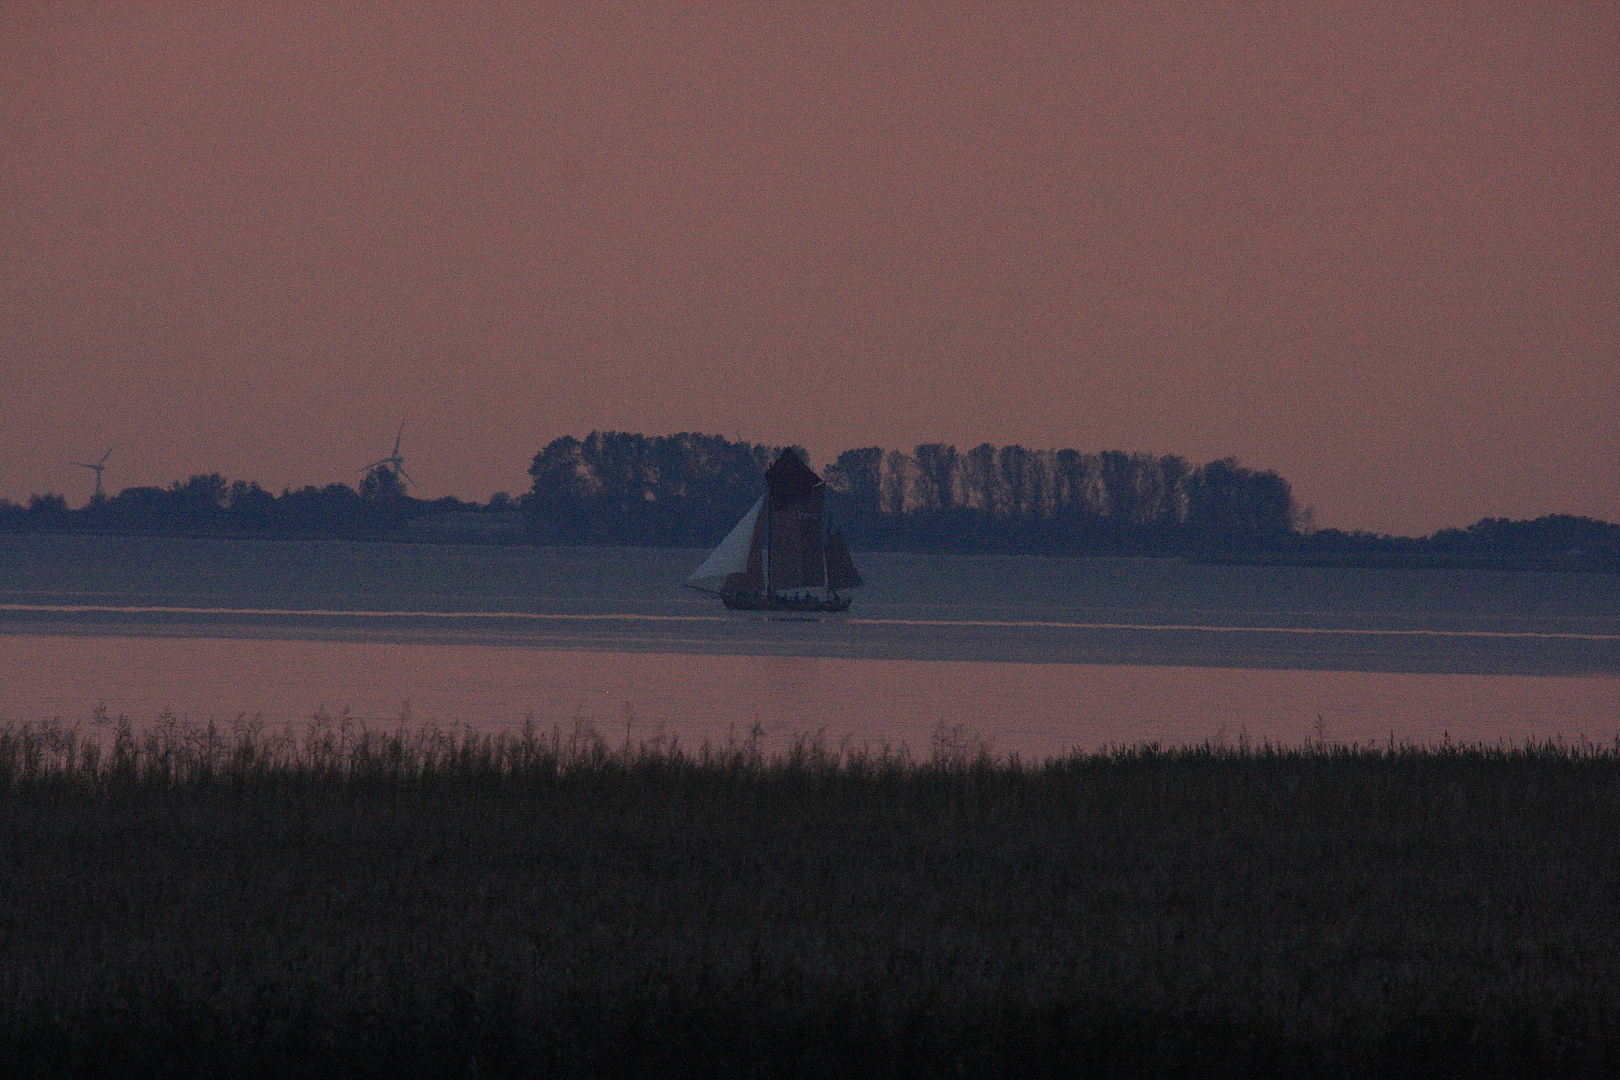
[[2, 718, 1619, 1078]]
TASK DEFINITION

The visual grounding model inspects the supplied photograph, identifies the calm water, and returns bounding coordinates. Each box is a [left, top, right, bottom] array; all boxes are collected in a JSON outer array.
[[2, 535, 1617, 754]]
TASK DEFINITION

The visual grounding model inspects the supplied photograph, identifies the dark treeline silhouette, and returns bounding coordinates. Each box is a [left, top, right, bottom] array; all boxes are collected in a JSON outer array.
[[1272, 513, 1620, 569], [526, 432, 772, 546], [3, 431, 1616, 568], [523, 433, 1619, 566], [522, 434, 1296, 552], [0, 473, 487, 539], [817, 443, 1296, 554]]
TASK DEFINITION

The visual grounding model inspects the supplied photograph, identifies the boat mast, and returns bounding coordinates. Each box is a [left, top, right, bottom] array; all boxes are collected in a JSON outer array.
[[762, 489, 772, 596], [822, 511, 832, 598]]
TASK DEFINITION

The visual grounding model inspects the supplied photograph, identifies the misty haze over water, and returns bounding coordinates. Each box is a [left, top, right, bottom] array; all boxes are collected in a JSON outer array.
[[2, 536, 1616, 754]]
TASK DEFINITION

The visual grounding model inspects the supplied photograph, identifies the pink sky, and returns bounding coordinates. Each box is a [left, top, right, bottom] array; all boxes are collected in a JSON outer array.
[[2, 2, 1615, 533]]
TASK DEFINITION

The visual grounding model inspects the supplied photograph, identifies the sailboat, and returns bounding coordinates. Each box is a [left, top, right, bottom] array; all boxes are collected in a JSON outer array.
[[686, 448, 864, 613]]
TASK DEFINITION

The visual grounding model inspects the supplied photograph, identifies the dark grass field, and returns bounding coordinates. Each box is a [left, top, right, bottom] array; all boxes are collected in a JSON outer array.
[[3, 716, 1619, 1077]]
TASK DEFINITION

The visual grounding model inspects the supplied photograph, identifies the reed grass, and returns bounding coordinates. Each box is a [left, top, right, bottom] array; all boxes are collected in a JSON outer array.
[[3, 712, 1619, 1077]]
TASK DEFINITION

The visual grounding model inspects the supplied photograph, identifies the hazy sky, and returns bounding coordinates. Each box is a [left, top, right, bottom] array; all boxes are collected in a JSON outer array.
[[3, 2, 1615, 533]]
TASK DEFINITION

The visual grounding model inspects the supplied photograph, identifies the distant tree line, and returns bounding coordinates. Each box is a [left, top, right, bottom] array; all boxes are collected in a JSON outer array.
[[0, 473, 488, 539], [525, 432, 772, 546], [521, 434, 1298, 552], [520, 433, 1619, 566], [819, 443, 1296, 553], [3, 431, 1616, 567], [1277, 514, 1620, 569]]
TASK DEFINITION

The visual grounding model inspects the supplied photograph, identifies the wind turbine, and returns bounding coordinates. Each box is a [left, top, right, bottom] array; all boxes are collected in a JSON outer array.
[[71, 448, 114, 501], [361, 424, 415, 491]]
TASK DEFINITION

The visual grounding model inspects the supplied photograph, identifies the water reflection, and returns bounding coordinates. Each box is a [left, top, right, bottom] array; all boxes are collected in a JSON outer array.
[[3, 634, 1615, 757]]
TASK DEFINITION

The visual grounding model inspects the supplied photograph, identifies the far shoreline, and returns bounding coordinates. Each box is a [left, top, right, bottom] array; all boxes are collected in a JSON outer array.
[[1190, 551, 1620, 574], [6, 526, 1620, 574]]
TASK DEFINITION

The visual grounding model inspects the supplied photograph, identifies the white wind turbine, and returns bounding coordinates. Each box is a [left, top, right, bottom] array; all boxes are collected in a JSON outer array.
[[361, 424, 415, 492], [71, 447, 114, 501]]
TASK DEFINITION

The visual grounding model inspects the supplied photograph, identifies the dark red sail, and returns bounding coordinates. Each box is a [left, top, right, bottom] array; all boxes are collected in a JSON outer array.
[[765, 449, 827, 588]]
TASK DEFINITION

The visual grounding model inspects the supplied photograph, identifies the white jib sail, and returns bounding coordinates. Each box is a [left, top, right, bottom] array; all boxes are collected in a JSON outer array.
[[686, 496, 763, 589]]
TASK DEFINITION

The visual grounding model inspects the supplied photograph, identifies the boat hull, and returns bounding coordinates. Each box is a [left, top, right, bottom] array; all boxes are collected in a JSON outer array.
[[722, 593, 852, 613]]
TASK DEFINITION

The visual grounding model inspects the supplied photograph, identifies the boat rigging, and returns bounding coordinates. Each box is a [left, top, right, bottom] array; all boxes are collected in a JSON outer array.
[[685, 448, 864, 613]]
